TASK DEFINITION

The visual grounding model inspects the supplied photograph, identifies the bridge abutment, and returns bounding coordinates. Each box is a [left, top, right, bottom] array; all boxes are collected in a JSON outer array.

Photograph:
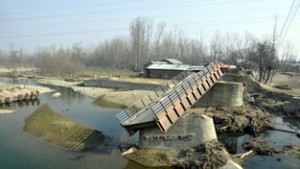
[[193, 81, 244, 107], [139, 113, 217, 149]]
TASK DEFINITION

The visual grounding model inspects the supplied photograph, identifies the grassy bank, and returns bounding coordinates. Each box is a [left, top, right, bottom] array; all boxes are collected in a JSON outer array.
[[23, 104, 108, 151]]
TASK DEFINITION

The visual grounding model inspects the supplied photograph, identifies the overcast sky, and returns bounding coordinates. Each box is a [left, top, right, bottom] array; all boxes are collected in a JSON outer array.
[[0, 0, 299, 58]]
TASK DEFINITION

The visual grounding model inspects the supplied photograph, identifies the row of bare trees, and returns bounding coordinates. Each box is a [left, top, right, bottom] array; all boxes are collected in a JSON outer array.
[[0, 17, 298, 81]]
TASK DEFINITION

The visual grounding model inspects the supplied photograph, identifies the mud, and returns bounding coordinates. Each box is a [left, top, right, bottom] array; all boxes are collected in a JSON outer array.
[[255, 91, 300, 117], [189, 105, 273, 135], [122, 140, 237, 169], [122, 148, 177, 167], [282, 144, 300, 159], [93, 90, 149, 108], [23, 104, 109, 151], [242, 139, 300, 159], [223, 71, 300, 117], [173, 140, 232, 169], [242, 139, 279, 155]]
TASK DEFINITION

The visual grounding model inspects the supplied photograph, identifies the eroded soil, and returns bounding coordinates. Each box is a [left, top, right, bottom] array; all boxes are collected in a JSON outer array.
[[23, 104, 109, 151]]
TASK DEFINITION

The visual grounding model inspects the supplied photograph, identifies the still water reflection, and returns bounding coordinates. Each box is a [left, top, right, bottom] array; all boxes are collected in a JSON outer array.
[[0, 83, 136, 169]]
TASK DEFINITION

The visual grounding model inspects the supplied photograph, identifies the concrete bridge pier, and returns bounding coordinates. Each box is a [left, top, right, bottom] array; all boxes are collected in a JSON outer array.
[[193, 81, 244, 108], [139, 113, 217, 149]]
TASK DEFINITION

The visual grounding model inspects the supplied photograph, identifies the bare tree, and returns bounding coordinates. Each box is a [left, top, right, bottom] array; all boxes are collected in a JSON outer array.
[[153, 22, 166, 60], [210, 31, 223, 62], [130, 17, 153, 71], [247, 40, 278, 83]]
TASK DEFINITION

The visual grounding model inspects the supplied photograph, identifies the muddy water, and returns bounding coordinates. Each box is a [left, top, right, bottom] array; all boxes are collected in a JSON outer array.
[[1, 78, 300, 169], [219, 117, 300, 169], [0, 82, 137, 169]]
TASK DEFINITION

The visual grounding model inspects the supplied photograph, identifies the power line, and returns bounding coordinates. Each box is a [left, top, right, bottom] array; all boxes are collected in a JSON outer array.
[[0, 28, 127, 39], [277, 0, 296, 45], [0, 0, 141, 15], [279, 1, 300, 46], [1, 0, 261, 15], [0, 7, 289, 29], [0, 0, 262, 21], [277, 0, 300, 49], [1, 17, 299, 39], [169, 16, 288, 26]]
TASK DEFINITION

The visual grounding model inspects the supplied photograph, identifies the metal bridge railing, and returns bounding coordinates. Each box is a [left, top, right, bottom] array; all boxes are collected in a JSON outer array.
[[148, 63, 216, 117], [115, 68, 193, 124], [115, 62, 219, 124]]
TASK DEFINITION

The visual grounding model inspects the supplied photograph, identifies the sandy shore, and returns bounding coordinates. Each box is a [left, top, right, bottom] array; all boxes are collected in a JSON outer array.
[[34, 78, 112, 98], [0, 82, 53, 94], [34, 77, 149, 108], [1, 74, 148, 109], [0, 67, 160, 109]]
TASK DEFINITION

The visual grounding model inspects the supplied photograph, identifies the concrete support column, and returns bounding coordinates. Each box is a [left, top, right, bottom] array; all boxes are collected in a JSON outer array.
[[139, 114, 217, 149], [193, 81, 244, 108]]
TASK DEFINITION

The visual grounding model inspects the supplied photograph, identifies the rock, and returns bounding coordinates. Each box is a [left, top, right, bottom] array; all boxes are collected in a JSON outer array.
[[274, 85, 292, 90], [281, 103, 298, 115], [221, 160, 243, 169], [0, 109, 14, 114], [52, 92, 61, 97]]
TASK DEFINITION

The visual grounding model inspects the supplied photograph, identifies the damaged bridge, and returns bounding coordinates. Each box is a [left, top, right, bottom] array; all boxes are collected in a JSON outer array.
[[116, 63, 224, 135]]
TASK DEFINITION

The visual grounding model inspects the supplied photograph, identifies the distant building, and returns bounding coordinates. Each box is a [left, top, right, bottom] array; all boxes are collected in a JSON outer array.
[[144, 58, 204, 79], [161, 58, 183, 64]]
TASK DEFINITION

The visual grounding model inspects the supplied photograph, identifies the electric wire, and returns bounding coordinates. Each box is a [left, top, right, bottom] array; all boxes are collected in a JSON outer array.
[[0, 7, 289, 29], [0, 0, 262, 21], [277, 0, 300, 49], [277, 0, 296, 48], [1, 17, 299, 39]]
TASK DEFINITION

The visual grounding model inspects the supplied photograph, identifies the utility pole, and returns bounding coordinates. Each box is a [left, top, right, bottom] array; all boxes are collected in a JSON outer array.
[[259, 43, 264, 82]]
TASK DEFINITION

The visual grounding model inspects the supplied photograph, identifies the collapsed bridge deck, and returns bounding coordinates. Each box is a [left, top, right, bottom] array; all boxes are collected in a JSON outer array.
[[116, 63, 224, 135]]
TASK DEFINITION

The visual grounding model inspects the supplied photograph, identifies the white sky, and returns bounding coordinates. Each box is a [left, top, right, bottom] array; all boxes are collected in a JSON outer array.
[[0, 0, 299, 59]]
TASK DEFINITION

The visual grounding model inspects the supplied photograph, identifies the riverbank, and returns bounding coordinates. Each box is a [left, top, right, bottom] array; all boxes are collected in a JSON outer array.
[[23, 104, 110, 151], [0, 82, 53, 94], [1, 68, 300, 168], [2, 68, 300, 118]]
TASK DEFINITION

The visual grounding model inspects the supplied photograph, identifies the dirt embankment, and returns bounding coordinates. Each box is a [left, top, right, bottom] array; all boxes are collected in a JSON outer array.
[[122, 140, 237, 168], [19, 73, 154, 108], [223, 71, 300, 117], [188, 105, 272, 136], [23, 104, 109, 151], [0, 82, 53, 113], [0, 82, 53, 94], [93, 90, 150, 109], [242, 139, 300, 159], [242, 139, 279, 155]]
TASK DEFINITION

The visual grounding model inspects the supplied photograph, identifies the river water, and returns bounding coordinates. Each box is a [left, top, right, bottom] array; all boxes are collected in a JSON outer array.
[[0, 78, 300, 169]]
